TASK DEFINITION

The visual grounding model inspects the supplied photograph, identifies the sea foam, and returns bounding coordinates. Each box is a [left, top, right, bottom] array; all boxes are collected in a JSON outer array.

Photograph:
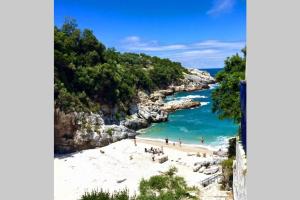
[[167, 95, 207, 101], [200, 102, 210, 106]]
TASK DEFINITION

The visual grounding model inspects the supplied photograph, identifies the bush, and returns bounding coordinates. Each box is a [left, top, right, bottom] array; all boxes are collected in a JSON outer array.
[[80, 189, 134, 200], [107, 128, 113, 136], [221, 158, 234, 190], [80, 167, 198, 200], [227, 137, 236, 158], [137, 167, 198, 200]]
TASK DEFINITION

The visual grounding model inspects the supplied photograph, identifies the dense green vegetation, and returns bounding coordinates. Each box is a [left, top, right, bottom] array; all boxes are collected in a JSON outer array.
[[137, 167, 198, 200], [211, 48, 246, 123], [55, 18, 188, 114], [220, 138, 236, 190], [212, 48, 245, 190], [220, 158, 234, 190], [80, 167, 198, 200], [81, 189, 133, 200]]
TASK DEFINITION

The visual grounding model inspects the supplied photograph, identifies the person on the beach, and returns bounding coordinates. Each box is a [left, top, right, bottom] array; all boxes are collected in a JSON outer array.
[[134, 137, 137, 146], [201, 137, 204, 144], [152, 154, 155, 162], [179, 139, 182, 147], [165, 138, 169, 145]]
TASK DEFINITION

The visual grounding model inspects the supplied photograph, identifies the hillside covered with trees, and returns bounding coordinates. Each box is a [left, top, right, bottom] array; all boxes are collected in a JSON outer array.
[[55, 18, 188, 114]]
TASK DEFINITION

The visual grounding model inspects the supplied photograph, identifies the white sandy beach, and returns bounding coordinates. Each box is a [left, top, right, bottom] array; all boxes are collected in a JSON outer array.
[[54, 138, 224, 200]]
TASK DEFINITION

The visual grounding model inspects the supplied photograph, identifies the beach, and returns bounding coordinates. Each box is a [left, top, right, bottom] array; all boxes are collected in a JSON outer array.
[[54, 138, 225, 200]]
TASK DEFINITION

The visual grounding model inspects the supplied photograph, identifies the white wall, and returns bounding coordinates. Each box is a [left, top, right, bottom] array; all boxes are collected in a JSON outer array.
[[233, 141, 247, 200]]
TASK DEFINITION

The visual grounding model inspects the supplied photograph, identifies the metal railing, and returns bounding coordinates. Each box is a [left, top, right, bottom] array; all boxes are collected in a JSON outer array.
[[200, 172, 222, 187]]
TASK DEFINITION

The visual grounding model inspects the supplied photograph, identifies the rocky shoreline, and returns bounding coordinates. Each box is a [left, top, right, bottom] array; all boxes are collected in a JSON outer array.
[[54, 69, 215, 153]]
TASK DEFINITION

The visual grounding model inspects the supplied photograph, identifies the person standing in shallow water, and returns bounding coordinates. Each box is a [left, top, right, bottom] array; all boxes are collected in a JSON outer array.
[[200, 137, 204, 144], [179, 138, 182, 147]]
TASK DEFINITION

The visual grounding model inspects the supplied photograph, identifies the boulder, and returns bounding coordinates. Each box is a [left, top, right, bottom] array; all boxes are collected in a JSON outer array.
[[187, 68, 216, 84], [157, 155, 168, 163], [122, 117, 149, 130], [193, 165, 202, 172], [161, 99, 201, 112], [199, 166, 206, 173]]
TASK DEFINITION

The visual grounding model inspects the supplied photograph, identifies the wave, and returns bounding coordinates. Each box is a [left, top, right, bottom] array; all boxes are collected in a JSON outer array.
[[179, 127, 189, 133], [209, 83, 219, 89], [167, 95, 208, 101], [200, 102, 210, 106], [208, 136, 231, 151], [181, 95, 207, 99]]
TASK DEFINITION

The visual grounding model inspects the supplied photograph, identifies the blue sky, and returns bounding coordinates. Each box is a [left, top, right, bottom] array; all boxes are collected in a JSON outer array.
[[55, 0, 246, 68]]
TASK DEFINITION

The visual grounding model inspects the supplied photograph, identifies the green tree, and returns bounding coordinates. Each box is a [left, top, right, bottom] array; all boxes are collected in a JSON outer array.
[[211, 48, 246, 123], [54, 17, 188, 114]]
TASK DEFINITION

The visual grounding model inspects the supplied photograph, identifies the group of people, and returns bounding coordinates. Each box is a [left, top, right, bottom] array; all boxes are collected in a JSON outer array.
[[164, 137, 182, 146], [164, 137, 205, 146], [144, 146, 164, 162], [145, 146, 164, 155]]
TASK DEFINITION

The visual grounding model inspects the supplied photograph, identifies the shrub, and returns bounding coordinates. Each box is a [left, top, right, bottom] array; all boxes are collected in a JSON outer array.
[[107, 128, 113, 136], [80, 189, 134, 200], [227, 137, 236, 158], [79, 167, 198, 200], [137, 167, 198, 200], [221, 158, 234, 190]]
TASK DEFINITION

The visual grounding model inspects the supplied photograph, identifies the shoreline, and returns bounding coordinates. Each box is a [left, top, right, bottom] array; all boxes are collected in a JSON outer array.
[[136, 136, 232, 153], [136, 137, 215, 155]]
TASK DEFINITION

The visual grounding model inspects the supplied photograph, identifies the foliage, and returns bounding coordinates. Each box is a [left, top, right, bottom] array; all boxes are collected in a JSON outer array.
[[227, 137, 236, 158], [137, 167, 198, 200], [221, 158, 234, 190], [211, 48, 246, 123], [107, 128, 113, 136], [220, 137, 237, 190], [80, 188, 135, 200], [80, 167, 198, 200], [55, 18, 187, 114]]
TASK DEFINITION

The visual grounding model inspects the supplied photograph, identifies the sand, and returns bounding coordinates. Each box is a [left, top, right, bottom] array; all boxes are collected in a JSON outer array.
[[54, 138, 221, 200]]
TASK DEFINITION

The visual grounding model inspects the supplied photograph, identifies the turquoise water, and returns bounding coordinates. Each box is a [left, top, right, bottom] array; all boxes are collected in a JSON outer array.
[[139, 68, 238, 148]]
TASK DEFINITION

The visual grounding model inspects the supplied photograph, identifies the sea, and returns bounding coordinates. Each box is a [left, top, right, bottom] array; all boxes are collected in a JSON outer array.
[[138, 68, 238, 150]]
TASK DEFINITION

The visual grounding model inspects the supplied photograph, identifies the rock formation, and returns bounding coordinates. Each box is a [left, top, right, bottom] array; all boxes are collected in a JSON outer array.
[[54, 68, 215, 154]]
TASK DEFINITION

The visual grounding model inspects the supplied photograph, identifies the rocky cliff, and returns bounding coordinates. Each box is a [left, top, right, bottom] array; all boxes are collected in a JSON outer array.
[[54, 69, 215, 154]]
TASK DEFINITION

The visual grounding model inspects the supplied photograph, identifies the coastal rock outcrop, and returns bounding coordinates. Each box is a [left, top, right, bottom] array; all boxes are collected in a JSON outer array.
[[161, 99, 201, 112], [120, 115, 149, 130], [187, 68, 216, 84], [54, 109, 138, 153], [54, 68, 215, 153]]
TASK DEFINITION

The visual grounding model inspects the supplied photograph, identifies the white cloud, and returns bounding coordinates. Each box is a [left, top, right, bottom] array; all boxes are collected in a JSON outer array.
[[207, 0, 236, 16], [121, 36, 187, 51], [194, 40, 244, 49], [118, 36, 245, 68], [122, 36, 141, 43]]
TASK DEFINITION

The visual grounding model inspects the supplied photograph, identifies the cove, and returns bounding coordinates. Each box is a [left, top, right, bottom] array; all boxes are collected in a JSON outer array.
[[139, 68, 238, 149]]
